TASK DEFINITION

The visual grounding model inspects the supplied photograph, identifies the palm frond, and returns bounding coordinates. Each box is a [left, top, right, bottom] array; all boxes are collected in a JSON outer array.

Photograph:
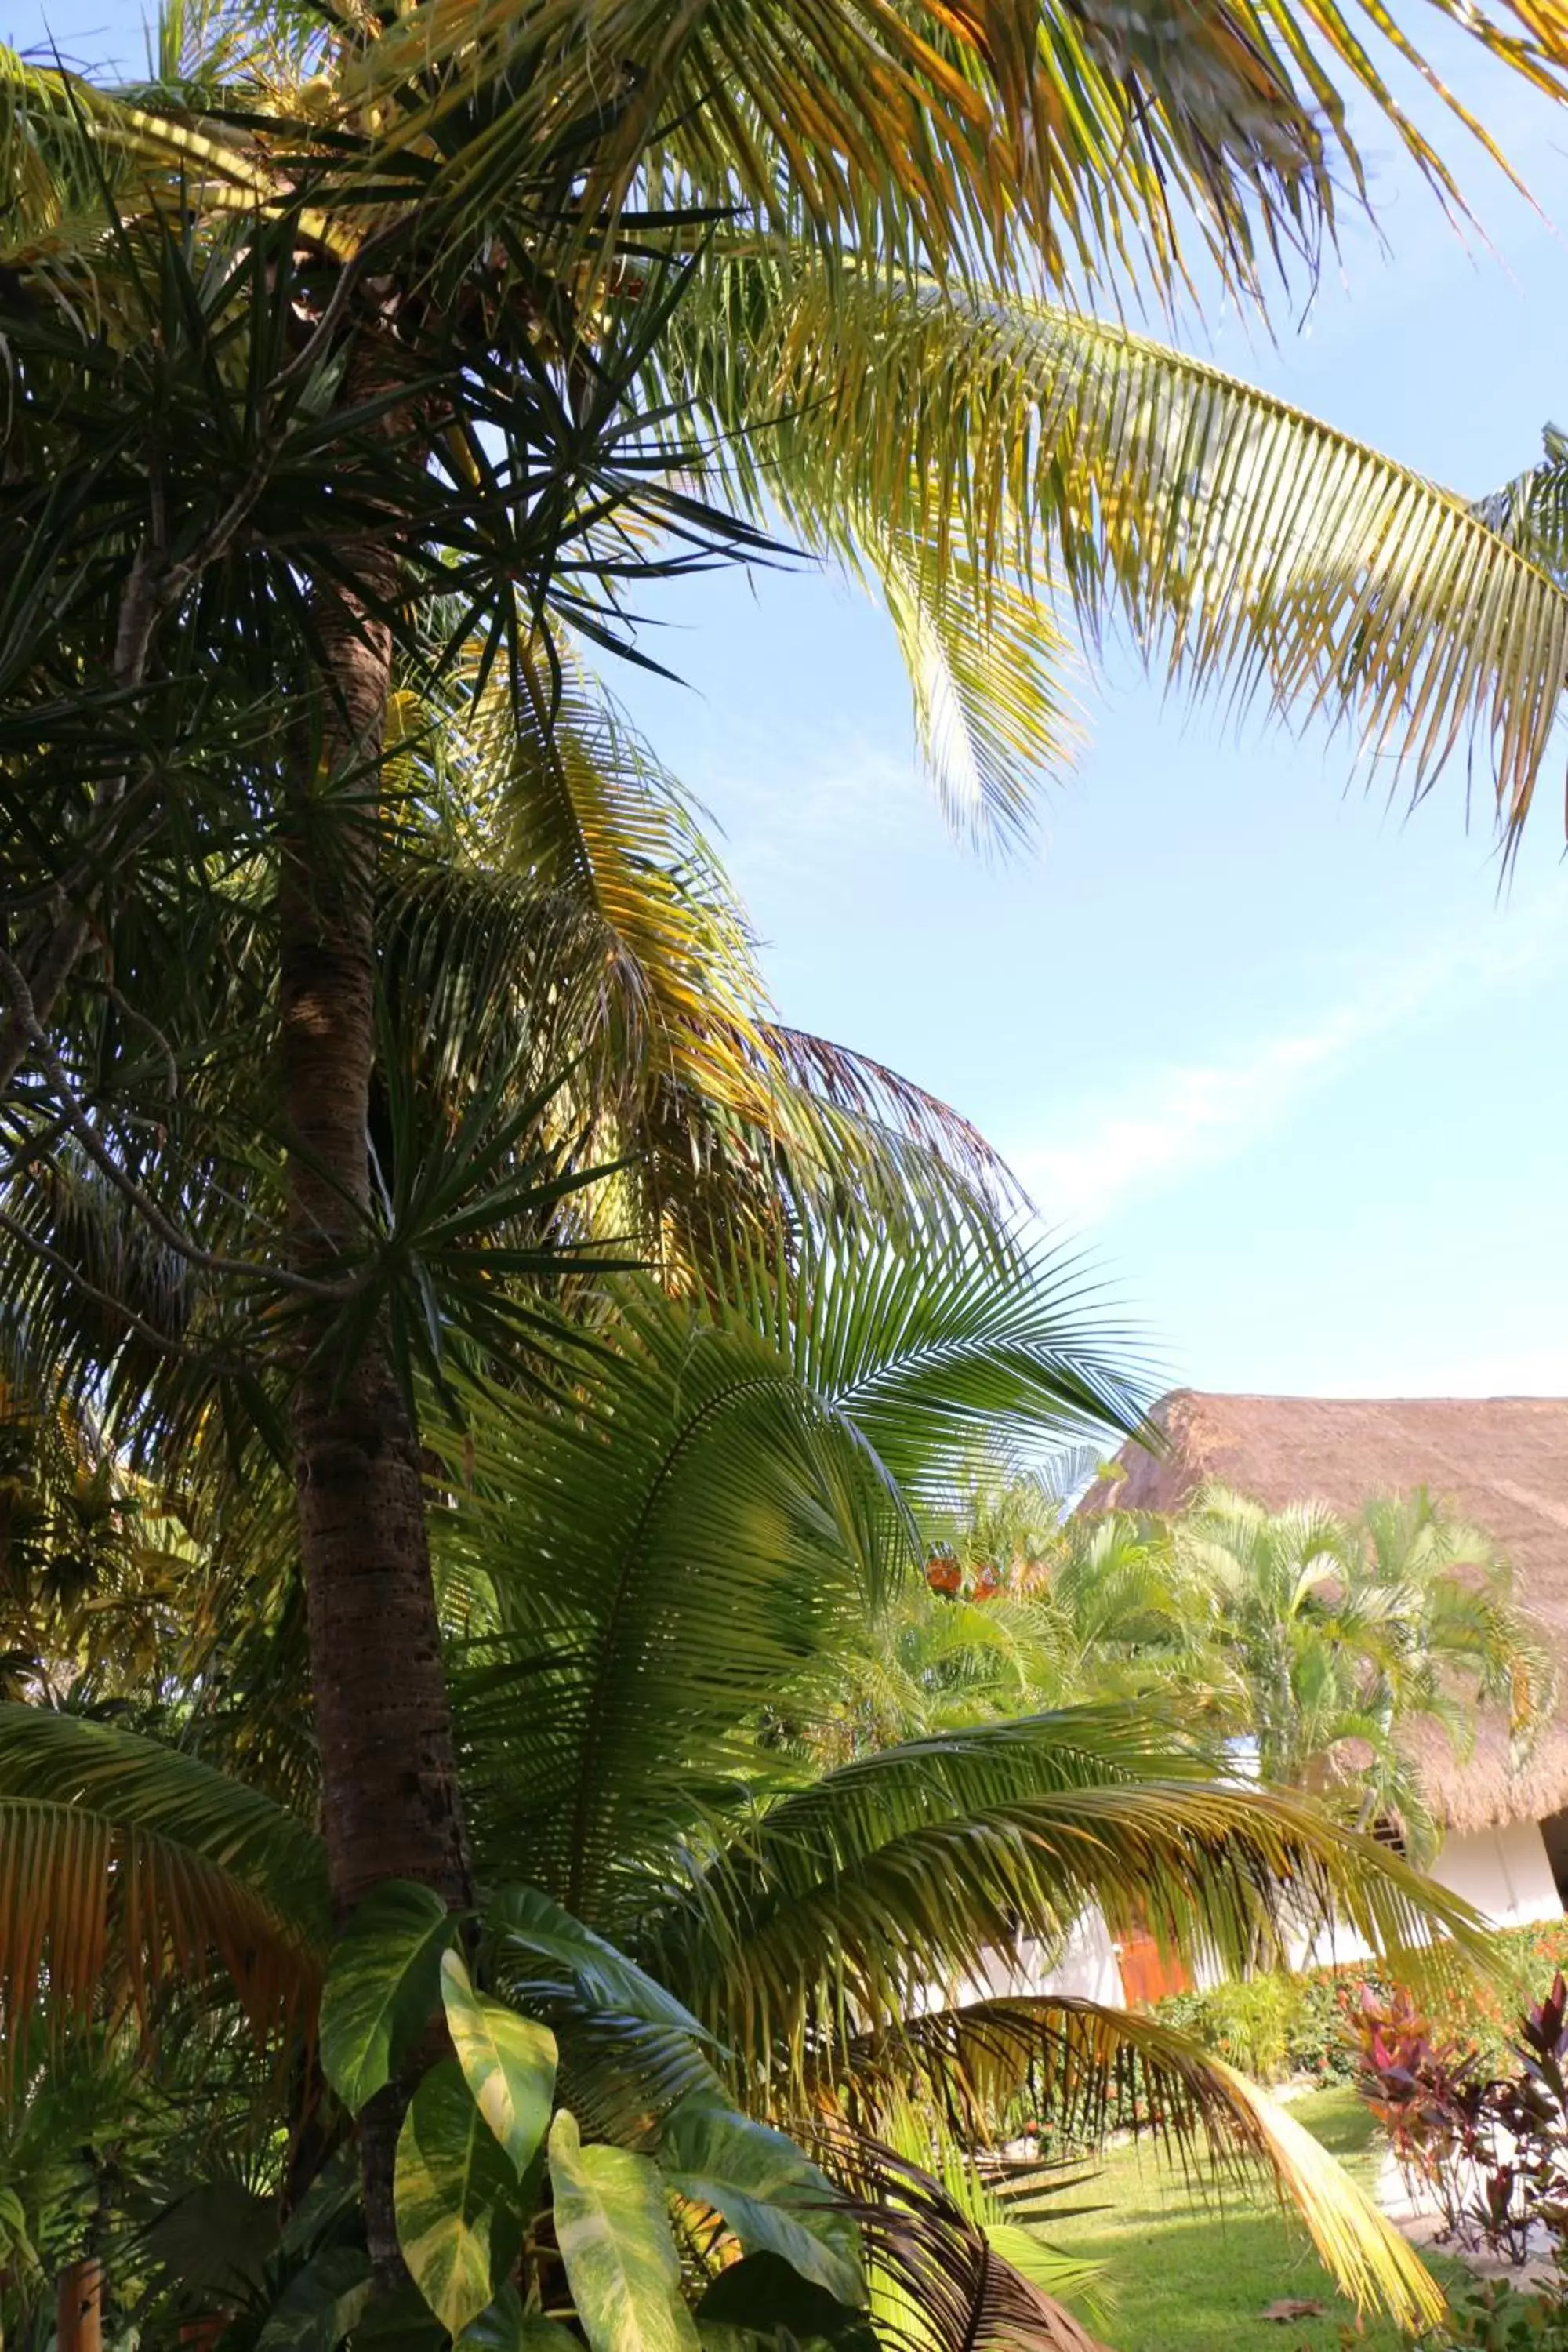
[[334, 0, 1568, 305], [443, 643, 776, 1118], [842, 520, 1080, 846], [737, 1217, 1151, 1506], [387, 652, 1031, 1257], [848, 1996, 1443, 2328], [1475, 423, 1568, 583], [665, 256, 1568, 841], [0, 1704, 326, 2040], [644, 1707, 1490, 2069], [827, 2133, 1106, 2352], [448, 1302, 915, 1926], [758, 1030, 1027, 1222], [447, 1224, 1147, 1931]]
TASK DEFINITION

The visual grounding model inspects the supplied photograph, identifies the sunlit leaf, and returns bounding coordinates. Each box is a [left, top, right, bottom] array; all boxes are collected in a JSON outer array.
[[441, 1947, 558, 2176], [549, 2109, 699, 2352], [658, 2092, 862, 2304], [321, 1882, 456, 2114], [395, 2061, 522, 2338]]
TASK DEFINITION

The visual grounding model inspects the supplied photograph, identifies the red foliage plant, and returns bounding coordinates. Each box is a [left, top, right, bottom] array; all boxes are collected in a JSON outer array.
[[1352, 1973, 1568, 2270]]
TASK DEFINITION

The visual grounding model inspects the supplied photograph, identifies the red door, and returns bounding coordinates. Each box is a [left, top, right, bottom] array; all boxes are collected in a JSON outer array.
[[1116, 1926, 1191, 2005]]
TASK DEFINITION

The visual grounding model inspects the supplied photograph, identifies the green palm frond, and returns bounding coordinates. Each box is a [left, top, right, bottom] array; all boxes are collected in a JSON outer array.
[[447, 1221, 1148, 1927], [851, 1995, 1444, 2329], [0, 1704, 326, 2038], [452, 1305, 908, 1926], [1476, 423, 1568, 583], [644, 1707, 1488, 2070], [663, 256, 1568, 841], [742, 1218, 1149, 1505], [1162, 1480, 1560, 1847]]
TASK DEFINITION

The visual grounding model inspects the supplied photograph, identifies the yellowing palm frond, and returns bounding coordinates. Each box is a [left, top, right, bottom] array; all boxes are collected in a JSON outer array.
[[855, 1994, 1443, 2329], [650, 1711, 1489, 2074], [666, 257, 1568, 842], [391, 648, 1030, 1258], [858, 521, 1080, 847], [336, 0, 1568, 301], [0, 1704, 326, 2042]]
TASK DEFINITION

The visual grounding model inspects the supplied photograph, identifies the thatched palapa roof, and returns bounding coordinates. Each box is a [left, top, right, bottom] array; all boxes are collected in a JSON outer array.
[[1082, 1392, 1568, 1838]]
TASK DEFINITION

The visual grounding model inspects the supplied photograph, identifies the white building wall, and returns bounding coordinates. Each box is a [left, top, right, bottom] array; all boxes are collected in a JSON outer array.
[[912, 1912, 1124, 2013], [1008, 1821, 1563, 2007], [1018, 1912, 1123, 2005], [1429, 1817, 1562, 1929], [1288, 1817, 1561, 1973]]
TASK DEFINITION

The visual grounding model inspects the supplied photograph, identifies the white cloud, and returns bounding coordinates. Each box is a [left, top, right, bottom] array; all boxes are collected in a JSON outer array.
[[1009, 889, 1568, 1225]]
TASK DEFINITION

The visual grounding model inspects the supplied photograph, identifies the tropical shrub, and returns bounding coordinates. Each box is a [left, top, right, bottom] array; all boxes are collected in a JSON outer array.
[[1443, 2274, 1568, 2348], [1155, 1924, 1568, 2086], [1348, 1984, 1491, 2245], [1388, 1977, 1568, 2349], [1153, 1976, 1305, 2085], [0, 1219, 1490, 2346]]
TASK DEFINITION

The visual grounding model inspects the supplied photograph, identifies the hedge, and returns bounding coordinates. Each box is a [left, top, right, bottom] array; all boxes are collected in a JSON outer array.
[[1151, 1918, 1568, 2085]]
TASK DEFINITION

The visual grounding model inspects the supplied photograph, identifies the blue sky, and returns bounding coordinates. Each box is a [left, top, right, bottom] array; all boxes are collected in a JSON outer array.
[[609, 54, 1568, 1404], [18, 0, 1568, 1401]]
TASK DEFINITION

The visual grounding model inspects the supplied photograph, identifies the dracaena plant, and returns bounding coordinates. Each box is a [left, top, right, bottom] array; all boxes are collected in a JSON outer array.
[[8, 0, 1568, 2278]]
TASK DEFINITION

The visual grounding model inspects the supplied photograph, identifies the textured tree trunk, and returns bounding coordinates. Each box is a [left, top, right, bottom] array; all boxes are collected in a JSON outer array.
[[278, 336, 472, 2284], [56, 2263, 102, 2352]]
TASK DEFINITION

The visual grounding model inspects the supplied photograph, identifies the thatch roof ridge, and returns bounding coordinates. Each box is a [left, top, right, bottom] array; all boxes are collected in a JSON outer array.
[[1081, 1391, 1568, 1838]]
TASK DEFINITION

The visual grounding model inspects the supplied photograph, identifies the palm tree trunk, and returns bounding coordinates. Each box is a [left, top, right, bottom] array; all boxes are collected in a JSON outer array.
[[56, 2263, 101, 2352], [278, 336, 472, 2282]]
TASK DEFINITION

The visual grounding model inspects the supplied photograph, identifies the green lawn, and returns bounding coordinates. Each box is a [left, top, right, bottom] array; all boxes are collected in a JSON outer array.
[[1044, 2087, 1469, 2351]]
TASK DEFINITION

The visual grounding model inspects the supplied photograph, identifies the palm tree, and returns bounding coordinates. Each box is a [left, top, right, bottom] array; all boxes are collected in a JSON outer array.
[[1169, 1483, 1556, 1858], [8, 0, 1568, 2254], [0, 1225, 1486, 2341], [797, 1469, 1203, 1758]]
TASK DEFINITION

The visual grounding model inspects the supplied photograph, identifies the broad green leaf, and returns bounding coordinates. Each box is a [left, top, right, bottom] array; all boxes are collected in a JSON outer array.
[[657, 2096, 861, 2306], [395, 2060, 521, 2337], [441, 1948, 557, 2176], [350, 2286, 446, 2352], [256, 2246, 372, 2352], [695, 2252, 877, 2352], [485, 1885, 713, 2043], [549, 2108, 699, 2352], [459, 2284, 580, 2352], [320, 1882, 456, 2114]]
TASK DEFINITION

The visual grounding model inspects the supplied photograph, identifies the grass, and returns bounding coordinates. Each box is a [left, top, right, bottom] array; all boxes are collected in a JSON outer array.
[[1043, 2086, 1470, 2351]]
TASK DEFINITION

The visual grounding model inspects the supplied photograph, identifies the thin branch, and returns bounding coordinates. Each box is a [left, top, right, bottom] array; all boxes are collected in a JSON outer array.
[[0, 1207, 267, 1376], [0, 946, 348, 1300], [0, 340, 304, 1091]]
